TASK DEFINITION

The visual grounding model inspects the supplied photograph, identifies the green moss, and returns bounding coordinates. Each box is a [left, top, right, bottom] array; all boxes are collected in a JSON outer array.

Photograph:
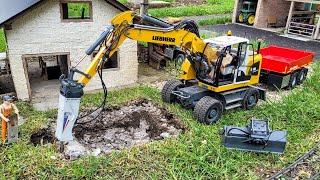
[[0, 28, 6, 52]]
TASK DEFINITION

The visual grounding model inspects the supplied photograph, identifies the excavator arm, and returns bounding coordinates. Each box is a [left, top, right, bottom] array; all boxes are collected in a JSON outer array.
[[79, 11, 215, 85], [55, 11, 216, 141]]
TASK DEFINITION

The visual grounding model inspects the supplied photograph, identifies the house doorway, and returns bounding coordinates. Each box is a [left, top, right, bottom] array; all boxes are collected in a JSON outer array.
[[22, 53, 70, 110]]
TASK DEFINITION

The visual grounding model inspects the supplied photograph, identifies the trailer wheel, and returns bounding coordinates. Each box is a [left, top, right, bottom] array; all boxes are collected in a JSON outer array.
[[288, 72, 298, 89], [297, 68, 308, 85], [242, 88, 259, 110], [161, 80, 185, 103], [194, 96, 223, 124]]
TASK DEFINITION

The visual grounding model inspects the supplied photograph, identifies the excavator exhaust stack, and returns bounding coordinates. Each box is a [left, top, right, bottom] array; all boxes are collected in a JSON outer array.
[[221, 118, 287, 154]]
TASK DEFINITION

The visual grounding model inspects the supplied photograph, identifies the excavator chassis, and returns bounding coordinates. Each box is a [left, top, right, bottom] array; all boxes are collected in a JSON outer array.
[[162, 80, 266, 124]]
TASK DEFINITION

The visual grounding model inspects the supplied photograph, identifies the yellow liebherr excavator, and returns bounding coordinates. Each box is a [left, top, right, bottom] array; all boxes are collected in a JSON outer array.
[[55, 11, 266, 142]]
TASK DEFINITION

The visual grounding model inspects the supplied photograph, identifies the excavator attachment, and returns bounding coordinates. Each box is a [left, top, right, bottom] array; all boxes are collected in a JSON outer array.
[[55, 25, 116, 141], [55, 95, 80, 141], [221, 118, 287, 154]]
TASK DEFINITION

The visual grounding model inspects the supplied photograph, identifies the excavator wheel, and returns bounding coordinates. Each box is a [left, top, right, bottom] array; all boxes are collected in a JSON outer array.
[[194, 96, 223, 124], [161, 80, 185, 103], [242, 88, 259, 110], [245, 13, 255, 26], [175, 54, 185, 65]]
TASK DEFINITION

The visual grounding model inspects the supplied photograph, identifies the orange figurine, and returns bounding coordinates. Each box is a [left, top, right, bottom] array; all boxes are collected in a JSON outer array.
[[0, 95, 19, 144]]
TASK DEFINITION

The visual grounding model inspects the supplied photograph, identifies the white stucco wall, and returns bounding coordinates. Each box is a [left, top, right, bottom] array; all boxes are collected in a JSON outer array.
[[5, 0, 138, 100]]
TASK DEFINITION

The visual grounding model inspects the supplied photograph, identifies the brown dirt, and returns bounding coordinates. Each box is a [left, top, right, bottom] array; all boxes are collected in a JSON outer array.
[[30, 128, 55, 146], [73, 99, 185, 154], [174, 0, 206, 6]]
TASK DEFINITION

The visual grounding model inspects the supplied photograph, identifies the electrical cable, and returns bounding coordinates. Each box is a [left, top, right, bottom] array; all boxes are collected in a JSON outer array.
[[227, 127, 250, 136], [75, 25, 129, 124], [76, 67, 107, 124]]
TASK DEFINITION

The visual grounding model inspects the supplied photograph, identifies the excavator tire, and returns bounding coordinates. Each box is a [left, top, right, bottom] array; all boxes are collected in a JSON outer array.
[[194, 96, 223, 124], [242, 88, 259, 110], [161, 80, 185, 103]]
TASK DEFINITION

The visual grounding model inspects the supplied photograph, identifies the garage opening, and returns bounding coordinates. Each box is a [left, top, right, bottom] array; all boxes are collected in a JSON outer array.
[[22, 53, 70, 110]]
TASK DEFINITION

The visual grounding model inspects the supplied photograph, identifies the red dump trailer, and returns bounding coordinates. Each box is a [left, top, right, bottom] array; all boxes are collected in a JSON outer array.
[[259, 46, 314, 89]]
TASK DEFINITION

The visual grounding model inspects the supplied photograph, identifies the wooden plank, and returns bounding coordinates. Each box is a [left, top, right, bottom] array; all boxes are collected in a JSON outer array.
[[314, 16, 320, 39], [286, 1, 295, 32], [293, 10, 320, 15]]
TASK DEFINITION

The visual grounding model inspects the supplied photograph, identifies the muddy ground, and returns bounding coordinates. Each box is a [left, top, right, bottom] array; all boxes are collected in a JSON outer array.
[[73, 99, 185, 154]]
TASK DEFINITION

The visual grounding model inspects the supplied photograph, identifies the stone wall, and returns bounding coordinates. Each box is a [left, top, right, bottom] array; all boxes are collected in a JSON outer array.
[[233, 0, 291, 28], [254, 0, 291, 28], [5, 0, 138, 100]]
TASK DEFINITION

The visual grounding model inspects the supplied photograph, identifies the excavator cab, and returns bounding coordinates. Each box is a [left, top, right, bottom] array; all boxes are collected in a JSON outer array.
[[191, 35, 261, 87], [163, 36, 265, 124]]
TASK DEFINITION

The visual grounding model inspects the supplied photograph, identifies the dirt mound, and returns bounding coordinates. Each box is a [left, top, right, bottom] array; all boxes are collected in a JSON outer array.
[[74, 99, 185, 154]]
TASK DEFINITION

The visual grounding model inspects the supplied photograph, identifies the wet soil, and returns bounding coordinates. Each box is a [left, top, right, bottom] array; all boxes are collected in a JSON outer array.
[[74, 99, 185, 154]]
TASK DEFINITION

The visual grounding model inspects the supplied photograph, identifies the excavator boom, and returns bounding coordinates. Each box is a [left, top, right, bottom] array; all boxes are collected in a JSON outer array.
[[55, 11, 213, 141]]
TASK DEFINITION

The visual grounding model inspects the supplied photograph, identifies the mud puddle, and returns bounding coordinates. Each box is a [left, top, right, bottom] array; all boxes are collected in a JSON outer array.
[[74, 99, 185, 154]]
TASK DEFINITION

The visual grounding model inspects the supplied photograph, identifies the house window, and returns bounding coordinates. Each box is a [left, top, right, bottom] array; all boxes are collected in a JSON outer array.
[[92, 51, 120, 70], [60, 1, 93, 22]]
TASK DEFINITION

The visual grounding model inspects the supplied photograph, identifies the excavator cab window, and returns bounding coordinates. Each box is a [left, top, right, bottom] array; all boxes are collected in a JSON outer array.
[[237, 42, 248, 67]]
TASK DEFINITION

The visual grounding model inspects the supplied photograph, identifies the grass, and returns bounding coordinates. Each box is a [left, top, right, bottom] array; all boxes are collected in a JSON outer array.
[[149, 0, 234, 18], [0, 28, 6, 52], [198, 16, 232, 26], [118, 0, 128, 6], [1, 61, 319, 178], [67, 2, 90, 18]]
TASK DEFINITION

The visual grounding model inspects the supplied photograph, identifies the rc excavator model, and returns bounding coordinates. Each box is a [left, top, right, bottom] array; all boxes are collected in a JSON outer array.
[[55, 11, 266, 142]]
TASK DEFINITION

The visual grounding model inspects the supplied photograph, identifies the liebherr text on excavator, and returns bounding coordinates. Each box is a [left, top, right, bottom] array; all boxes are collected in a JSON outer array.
[[55, 11, 266, 142]]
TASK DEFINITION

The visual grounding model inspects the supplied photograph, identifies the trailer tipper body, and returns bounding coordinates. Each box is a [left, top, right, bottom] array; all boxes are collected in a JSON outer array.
[[259, 46, 314, 89]]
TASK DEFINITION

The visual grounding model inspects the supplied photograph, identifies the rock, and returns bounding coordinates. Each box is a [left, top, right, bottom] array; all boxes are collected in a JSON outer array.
[[50, 155, 57, 160], [201, 140, 207, 145], [65, 140, 87, 160], [160, 132, 171, 138], [167, 126, 177, 134], [91, 148, 101, 157], [160, 123, 168, 128], [41, 124, 49, 129], [83, 134, 91, 141]]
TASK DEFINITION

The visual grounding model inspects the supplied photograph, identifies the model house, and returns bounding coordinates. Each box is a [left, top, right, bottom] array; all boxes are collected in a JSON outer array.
[[0, 0, 137, 102]]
